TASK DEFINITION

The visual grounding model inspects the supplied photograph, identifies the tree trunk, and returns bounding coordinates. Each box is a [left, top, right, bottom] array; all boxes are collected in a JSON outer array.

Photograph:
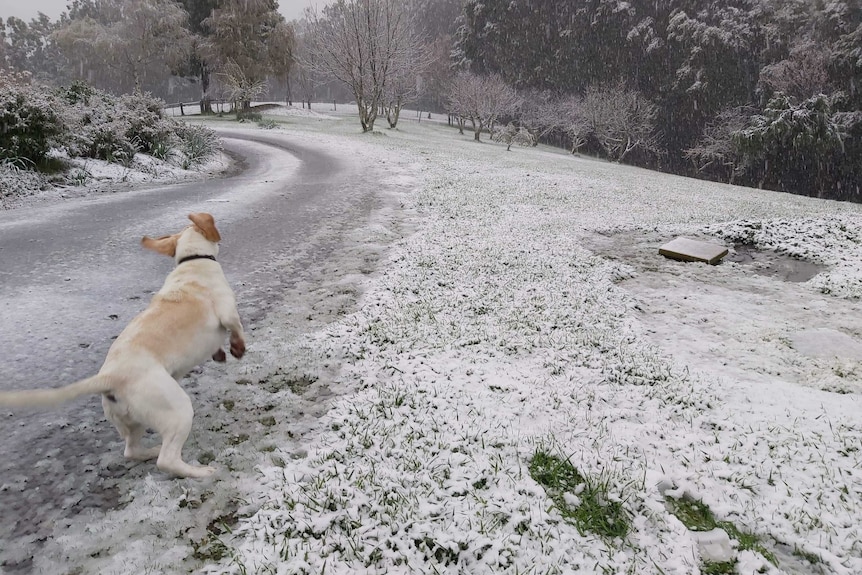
[[200, 65, 213, 114], [387, 98, 403, 128], [358, 98, 375, 132], [470, 117, 481, 141]]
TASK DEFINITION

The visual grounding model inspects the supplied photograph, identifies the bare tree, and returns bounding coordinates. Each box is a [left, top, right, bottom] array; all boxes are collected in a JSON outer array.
[[218, 59, 268, 113], [287, 20, 320, 109], [382, 31, 431, 128], [560, 95, 590, 154], [685, 106, 752, 182], [492, 122, 535, 151], [580, 83, 661, 162], [303, 0, 419, 132], [292, 50, 318, 108], [518, 90, 564, 146], [447, 72, 521, 142], [446, 71, 473, 135], [759, 41, 833, 101], [54, 0, 191, 93]]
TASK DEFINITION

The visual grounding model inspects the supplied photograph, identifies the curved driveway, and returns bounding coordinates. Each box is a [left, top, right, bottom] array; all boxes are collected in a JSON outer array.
[[0, 128, 380, 569]]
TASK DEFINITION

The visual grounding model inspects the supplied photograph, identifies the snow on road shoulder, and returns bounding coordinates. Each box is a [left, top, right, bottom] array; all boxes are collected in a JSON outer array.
[[205, 120, 862, 575], [1, 148, 231, 211]]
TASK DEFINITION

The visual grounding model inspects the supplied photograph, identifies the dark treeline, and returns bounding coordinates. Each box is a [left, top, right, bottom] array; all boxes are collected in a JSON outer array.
[[452, 0, 861, 201]]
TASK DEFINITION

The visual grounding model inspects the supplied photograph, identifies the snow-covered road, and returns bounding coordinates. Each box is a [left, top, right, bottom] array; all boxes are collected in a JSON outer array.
[[0, 126, 403, 572]]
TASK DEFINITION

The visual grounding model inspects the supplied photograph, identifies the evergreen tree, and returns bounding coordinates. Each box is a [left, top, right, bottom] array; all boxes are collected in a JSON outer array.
[[176, 0, 221, 112]]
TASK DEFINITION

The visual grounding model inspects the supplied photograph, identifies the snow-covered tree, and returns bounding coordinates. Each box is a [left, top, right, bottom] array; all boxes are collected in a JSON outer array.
[[491, 122, 535, 151], [0, 19, 6, 70], [518, 90, 564, 146], [218, 59, 268, 113], [447, 72, 521, 142], [1, 14, 65, 83], [580, 83, 660, 162], [289, 23, 321, 109], [268, 20, 297, 105], [759, 41, 833, 101], [174, 0, 220, 112], [685, 106, 752, 182], [733, 93, 849, 197], [382, 30, 430, 128], [303, 0, 420, 132], [406, 0, 461, 113], [204, 0, 287, 110], [560, 95, 590, 154], [54, 0, 191, 93]]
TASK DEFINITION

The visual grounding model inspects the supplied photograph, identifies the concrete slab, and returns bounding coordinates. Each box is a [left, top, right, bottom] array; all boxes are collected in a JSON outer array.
[[659, 237, 728, 265]]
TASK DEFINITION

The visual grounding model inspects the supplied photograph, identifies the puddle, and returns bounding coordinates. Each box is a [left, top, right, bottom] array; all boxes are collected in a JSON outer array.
[[726, 244, 825, 283], [585, 232, 827, 284]]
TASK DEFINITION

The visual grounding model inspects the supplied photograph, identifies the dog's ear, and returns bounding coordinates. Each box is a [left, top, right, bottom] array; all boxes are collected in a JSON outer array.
[[141, 234, 179, 257], [188, 213, 221, 243]]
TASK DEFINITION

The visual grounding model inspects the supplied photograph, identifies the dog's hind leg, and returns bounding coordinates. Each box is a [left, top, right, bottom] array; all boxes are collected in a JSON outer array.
[[129, 371, 215, 479], [123, 425, 161, 461], [156, 388, 215, 479], [103, 395, 161, 462]]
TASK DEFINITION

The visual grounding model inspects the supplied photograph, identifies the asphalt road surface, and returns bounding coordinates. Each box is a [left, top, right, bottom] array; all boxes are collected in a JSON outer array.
[[0, 128, 381, 571]]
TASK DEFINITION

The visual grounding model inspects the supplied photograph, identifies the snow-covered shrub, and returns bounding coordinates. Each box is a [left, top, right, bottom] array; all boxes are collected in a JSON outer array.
[[56, 81, 100, 106], [0, 70, 66, 163], [59, 85, 135, 164], [174, 122, 221, 168], [60, 86, 201, 166], [82, 123, 138, 165], [0, 159, 49, 206], [118, 92, 177, 155]]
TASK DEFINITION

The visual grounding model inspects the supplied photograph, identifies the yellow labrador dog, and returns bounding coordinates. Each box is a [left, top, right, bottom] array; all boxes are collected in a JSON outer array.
[[0, 213, 245, 478]]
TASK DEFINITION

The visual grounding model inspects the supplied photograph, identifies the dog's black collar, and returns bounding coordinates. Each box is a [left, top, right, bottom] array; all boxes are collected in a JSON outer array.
[[177, 254, 216, 265]]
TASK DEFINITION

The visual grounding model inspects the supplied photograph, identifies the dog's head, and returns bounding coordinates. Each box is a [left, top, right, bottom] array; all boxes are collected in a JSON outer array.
[[141, 213, 222, 261]]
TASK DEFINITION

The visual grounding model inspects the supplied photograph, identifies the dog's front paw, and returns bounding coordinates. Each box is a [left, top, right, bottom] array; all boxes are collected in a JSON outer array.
[[191, 465, 216, 479], [230, 336, 246, 359], [212, 348, 227, 362]]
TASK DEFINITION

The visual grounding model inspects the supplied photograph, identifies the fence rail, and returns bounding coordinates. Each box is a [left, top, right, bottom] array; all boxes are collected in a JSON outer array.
[[163, 100, 233, 116]]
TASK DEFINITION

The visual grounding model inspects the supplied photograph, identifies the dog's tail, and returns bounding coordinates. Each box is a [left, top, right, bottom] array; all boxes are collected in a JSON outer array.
[[0, 374, 117, 409]]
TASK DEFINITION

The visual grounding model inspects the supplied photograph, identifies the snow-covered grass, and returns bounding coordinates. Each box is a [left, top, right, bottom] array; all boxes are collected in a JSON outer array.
[[190, 114, 862, 574]]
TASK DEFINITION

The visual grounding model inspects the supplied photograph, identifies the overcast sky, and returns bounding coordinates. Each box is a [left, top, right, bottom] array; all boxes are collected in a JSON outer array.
[[0, 0, 325, 24]]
